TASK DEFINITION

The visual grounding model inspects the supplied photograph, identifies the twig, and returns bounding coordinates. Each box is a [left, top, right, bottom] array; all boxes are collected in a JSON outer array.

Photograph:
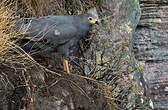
[[7, 41, 61, 76], [0, 72, 14, 89]]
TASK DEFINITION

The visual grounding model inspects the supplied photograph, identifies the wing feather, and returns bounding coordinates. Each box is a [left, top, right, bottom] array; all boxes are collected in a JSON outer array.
[[18, 17, 78, 47], [42, 24, 78, 46]]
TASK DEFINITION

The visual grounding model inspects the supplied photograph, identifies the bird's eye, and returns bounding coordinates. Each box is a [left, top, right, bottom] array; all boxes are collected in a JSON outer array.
[[89, 17, 92, 20], [88, 17, 93, 21]]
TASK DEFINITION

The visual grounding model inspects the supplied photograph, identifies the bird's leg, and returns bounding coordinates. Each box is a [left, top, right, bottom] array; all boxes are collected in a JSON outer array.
[[62, 56, 70, 73]]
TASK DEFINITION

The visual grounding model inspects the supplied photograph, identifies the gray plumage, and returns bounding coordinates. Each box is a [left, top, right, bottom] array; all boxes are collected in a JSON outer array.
[[15, 8, 99, 58]]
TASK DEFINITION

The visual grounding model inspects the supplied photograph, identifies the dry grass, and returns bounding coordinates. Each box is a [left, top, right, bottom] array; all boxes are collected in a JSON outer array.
[[0, 6, 13, 56]]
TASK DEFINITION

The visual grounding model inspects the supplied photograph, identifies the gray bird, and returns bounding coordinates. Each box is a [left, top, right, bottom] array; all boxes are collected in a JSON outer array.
[[15, 8, 99, 73]]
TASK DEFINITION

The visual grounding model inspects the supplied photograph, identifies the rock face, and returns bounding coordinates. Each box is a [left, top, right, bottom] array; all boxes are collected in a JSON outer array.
[[33, 74, 107, 110], [96, 0, 144, 109], [0, 63, 107, 110], [134, 0, 168, 109]]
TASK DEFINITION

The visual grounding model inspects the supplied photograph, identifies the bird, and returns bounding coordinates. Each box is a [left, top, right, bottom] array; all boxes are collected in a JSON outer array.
[[15, 8, 99, 73]]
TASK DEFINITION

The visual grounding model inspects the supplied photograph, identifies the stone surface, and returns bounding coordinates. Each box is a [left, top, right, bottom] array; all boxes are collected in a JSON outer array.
[[0, 64, 107, 110], [133, 0, 168, 109], [94, 0, 143, 109], [33, 74, 107, 110]]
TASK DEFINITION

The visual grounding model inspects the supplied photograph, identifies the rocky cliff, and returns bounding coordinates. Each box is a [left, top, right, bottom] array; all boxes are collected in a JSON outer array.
[[134, 0, 168, 109]]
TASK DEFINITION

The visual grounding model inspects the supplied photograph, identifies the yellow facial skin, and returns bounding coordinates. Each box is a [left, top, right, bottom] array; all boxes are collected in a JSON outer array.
[[88, 17, 97, 24]]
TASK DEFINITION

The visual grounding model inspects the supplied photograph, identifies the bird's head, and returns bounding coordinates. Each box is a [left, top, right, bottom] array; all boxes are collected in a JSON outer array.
[[86, 7, 99, 25]]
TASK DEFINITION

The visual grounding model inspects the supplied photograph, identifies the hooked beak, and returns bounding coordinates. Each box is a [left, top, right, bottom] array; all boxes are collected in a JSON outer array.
[[95, 20, 99, 24]]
